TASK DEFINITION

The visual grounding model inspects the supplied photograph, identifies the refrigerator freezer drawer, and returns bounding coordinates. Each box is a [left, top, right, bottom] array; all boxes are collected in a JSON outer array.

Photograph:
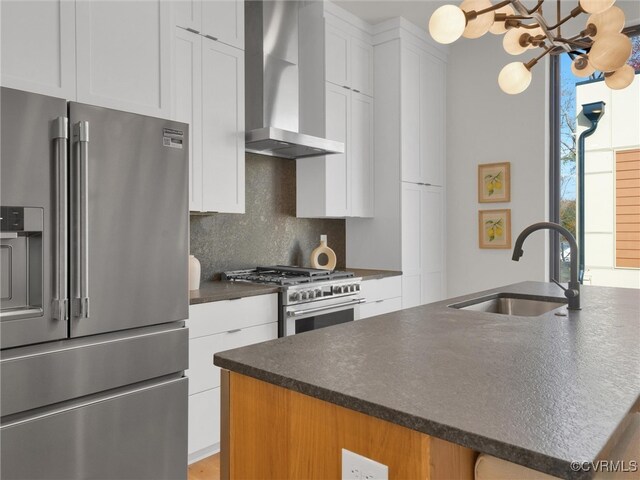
[[0, 377, 187, 480], [0, 323, 187, 417]]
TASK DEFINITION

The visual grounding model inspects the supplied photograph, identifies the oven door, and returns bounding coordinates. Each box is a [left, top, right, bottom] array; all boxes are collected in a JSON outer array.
[[283, 297, 365, 336]]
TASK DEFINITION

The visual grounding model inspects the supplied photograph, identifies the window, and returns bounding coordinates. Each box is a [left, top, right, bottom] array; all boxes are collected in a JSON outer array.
[[550, 29, 640, 288]]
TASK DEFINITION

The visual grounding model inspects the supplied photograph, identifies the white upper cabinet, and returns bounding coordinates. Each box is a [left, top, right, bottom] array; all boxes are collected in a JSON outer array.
[[1, 0, 76, 99], [174, 0, 244, 50], [325, 24, 350, 89], [324, 82, 351, 217], [350, 92, 374, 217], [172, 28, 203, 212], [173, 0, 202, 33], [350, 36, 374, 97], [76, 0, 171, 117], [202, 1, 244, 49], [297, 83, 373, 218], [201, 40, 245, 213], [401, 44, 445, 187], [325, 22, 373, 97]]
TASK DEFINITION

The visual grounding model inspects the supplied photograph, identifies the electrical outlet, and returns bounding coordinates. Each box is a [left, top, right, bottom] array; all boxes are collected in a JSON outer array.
[[341, 449, 389, 480]]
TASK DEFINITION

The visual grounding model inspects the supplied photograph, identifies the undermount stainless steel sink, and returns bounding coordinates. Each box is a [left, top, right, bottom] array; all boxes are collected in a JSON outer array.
[[449, 293, 567, 317]]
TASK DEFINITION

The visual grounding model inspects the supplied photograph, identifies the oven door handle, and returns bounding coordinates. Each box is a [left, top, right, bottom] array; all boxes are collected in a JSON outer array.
[[287, 298, 366, 317]]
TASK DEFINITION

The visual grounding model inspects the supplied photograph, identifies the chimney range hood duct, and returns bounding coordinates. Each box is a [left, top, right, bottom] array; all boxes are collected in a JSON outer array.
[[245, 0, 344, 159]]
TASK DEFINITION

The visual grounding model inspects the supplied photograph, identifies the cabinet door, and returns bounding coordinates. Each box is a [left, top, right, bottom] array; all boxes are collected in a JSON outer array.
[[420, 54, 445, 186], [0, 0, 76, 99], [421, 186, 444, 303], [171, 27, 202, 212], [173, 0, 201, 32], [188, 388, 220, 457], [76, 0, 171, 117], [401, 45, 421, 183], [172, 28, 203, 212], [350, 92, 374, 217], [325, 82, 351, 216], [201, 39, 245, 213], [202, 0, 244, 49], [325, 24, 350, 89], [350, 36, 374, 97], [401, 183, 422, 308]]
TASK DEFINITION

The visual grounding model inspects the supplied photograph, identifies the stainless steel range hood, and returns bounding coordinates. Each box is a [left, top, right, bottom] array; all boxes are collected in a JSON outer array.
[[245, 0, 344, 159]]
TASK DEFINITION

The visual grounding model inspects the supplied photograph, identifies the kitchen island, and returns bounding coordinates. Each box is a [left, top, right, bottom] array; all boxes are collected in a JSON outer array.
[[214, 281, 640, 479]]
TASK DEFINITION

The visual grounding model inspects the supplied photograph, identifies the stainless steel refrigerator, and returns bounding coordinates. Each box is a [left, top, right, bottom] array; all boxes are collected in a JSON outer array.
[[0, 87, 189, 479]]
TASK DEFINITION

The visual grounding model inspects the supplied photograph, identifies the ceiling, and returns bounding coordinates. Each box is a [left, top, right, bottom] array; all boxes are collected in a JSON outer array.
[[333, 0, 640, 33]]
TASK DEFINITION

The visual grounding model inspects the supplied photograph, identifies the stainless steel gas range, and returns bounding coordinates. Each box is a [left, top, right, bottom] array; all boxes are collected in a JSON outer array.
[[223, 266, 364, 337]]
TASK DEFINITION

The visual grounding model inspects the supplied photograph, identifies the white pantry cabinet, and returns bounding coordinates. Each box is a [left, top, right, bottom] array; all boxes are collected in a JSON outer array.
[[401, 183, 444, 309], [174, 0, 244, 50], [0, 0, 76, 99], [172, 29, 245, 213], [76, 0, 171, 117], [186, 294, 278, 463], [297, 84, 373, 218], [347, 20, 448, 308], [401, 44, 446, 187]]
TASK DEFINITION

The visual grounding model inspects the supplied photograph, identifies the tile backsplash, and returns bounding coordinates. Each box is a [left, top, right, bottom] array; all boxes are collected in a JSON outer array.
[[190, 153, 346, 281]]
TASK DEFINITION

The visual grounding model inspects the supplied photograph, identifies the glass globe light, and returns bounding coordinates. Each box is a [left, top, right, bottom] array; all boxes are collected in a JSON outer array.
[[589, 33, 632, 72], [571, 55, 596, 77], [461, 0, 494, 39], [503, 28, 529, 55], [587, 6, 625, 40], [489, 4, 515, 35], [605, 64, 635, 89], [429, 5, 467, 44], [579, 0, 615, 14], [498, 62, 532, 94]]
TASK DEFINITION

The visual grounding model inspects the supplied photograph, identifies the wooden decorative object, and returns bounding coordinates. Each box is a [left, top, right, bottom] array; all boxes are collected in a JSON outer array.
[[221, 371, 477, 480], [479, 209, 512, 249], [478, 162, 511, 203]]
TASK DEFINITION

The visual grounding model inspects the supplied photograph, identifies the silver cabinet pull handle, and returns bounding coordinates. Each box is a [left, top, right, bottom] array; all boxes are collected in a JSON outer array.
[[185, 27, 200, 34], [204, 34, 218, 41], [287, 298, 366, 317], [226, 329, 242, 334], [51, 117, 69, 322], [73, 121, 90, 319]]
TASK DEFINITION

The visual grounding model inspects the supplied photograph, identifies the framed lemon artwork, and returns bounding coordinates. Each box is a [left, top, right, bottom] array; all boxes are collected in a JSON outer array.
[[479, 209, 511, 249], [478, 162, 510, 203]]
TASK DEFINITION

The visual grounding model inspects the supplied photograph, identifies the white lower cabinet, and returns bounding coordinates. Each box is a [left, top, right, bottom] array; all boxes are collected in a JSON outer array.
[[186, 294, 278, 463], [356, 276, 402, 320]]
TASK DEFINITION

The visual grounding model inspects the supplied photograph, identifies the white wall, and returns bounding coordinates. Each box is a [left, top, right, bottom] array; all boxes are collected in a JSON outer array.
[[577, 75, 640, 289], [446, 34, 549, 297]]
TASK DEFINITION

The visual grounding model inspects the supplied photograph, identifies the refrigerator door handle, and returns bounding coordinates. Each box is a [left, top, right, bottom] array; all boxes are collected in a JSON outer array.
[[51, 117, 69, 322], [72, 121, 90, 319]]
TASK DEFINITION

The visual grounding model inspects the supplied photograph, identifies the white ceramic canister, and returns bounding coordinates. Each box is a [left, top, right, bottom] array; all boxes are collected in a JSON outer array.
[[189, 255, 201, 290]]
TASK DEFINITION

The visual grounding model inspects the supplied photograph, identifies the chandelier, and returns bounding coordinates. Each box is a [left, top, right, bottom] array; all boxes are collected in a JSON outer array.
[[428, 0, 634, 94]]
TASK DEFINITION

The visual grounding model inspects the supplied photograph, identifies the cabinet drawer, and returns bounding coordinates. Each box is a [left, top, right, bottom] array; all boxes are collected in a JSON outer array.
[[188, 387, 220, 456], [187, 293, 278, 338], [359, 276, 402, 303], [358, 297, 402, 320], [187, 322, 277, 395]]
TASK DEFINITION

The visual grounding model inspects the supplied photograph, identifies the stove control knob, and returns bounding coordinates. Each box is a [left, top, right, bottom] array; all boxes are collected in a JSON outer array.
[[308, 290, 316, 299], [289, 293, 298, 302], [295, 292, 304, 301], [354, 284, 360, 292], [301, 291, 309, 300], [315, 289, 323, 298]]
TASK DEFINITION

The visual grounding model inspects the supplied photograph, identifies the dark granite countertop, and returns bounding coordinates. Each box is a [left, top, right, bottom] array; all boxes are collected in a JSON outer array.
[[214, 281, 640, 479], [348, 268, 402, 281], [189, 281, 279, 305], [189, 268, 400, 304]]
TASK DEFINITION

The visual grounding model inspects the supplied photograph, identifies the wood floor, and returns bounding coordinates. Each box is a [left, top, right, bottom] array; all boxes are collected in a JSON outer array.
[[188, 454, 220, 480]]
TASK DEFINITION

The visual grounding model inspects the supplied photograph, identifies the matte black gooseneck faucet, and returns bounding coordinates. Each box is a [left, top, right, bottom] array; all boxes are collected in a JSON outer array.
[[512, 222, 581, 310]]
